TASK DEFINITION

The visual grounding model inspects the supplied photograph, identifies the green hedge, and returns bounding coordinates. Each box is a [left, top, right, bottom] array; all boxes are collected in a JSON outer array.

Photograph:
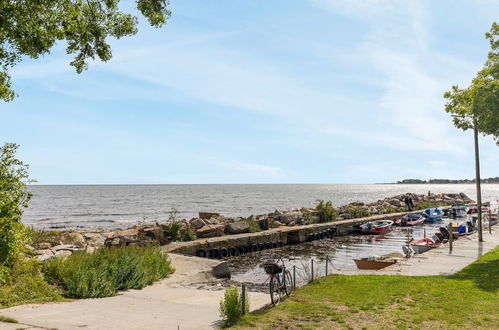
[[43, 245, 174, 298]]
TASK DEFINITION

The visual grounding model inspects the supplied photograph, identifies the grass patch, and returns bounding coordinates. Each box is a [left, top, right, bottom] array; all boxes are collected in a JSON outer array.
[[43, 244, 174, 298], [0, 315, 18, 323], [247, 220, 262, 233], [0, 259, 63, 309], [232, 246, 499, 329]]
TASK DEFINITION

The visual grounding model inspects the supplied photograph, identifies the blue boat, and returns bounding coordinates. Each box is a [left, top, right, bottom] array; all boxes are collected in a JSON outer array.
[[424, 207, 443, 222]]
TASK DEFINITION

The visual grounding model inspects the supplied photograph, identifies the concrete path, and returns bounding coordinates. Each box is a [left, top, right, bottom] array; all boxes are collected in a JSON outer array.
[[1, 228, 497, 330], [333, 225, 499, 276], [0, 254, 269, 330]]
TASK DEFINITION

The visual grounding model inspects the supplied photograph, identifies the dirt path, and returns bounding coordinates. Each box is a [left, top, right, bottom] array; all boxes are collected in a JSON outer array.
[[0, 254, 269, 330]]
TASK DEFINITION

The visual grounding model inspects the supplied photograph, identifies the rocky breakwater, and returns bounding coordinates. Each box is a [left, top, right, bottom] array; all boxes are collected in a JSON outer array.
[[30, 192, 473, 260]]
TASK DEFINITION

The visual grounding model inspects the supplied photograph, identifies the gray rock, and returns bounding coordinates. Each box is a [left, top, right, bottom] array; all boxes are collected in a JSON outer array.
[[66, 232, 86, 247], [389, 199, 402, 207], [196, 224, 225, 238], [189, 218, 205, 230], [37, 242, 53, 249], [54, 250, 72, 258], [199, 212, 220, 220], [212, 261, 231, 278], [52, 244, 80, 252], [35, 249, 54, 256], [277, 211, 303, 225], [225, 221, 250, 234]]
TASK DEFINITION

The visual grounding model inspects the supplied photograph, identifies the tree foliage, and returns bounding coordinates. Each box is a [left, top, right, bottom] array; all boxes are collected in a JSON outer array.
[[0, 0, 171, 101], [444, 22, 499, 145], [0, 143, 32, 275]]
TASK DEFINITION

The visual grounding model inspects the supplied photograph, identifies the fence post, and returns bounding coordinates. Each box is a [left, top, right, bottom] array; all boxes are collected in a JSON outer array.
[[293, 265, 296, 290], [325, 257, 329, 276], [448, 222, 453, 253], [423, 228, 426, 238], [241, 283, 246, 315], [489, 210, 492, 234], [311, 259, 314, 282]]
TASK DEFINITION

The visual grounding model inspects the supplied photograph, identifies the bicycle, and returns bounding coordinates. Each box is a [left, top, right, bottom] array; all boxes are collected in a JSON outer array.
[[263, 258, 293, 305]]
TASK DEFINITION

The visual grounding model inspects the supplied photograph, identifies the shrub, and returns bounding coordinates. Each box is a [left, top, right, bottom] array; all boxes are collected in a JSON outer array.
[[343, 206, 372, 218], [315, 200, 338, 223], [415, 202, 439, 210], [0, 259, 62, 308], [219, 286, 249, 327], [0, 143, 33, 270], [167, 208, 182, 241], [181, 226, 197, 241], [43, 245, 174, 298], [246, 220, 262, 233]]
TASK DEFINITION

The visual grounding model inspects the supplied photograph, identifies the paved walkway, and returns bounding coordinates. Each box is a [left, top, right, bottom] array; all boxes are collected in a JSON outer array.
[[333, 225, 499, 276], [0, 254, 269, 330], [1, 227, 497, 330]]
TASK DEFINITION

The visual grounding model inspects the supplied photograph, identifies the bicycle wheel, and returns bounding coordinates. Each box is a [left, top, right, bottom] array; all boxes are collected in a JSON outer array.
[[283, 270, 293, 296], [270, 276, 282, 305]]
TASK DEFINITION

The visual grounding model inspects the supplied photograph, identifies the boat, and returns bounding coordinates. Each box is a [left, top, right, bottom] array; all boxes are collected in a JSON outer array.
[[359, 220, 393, 234], [450, 204, 468, 217], [394, 213, 425, 226], [424, 208, 443, 223], [410, 237, 440, 254], [353, 253, 404, 270]]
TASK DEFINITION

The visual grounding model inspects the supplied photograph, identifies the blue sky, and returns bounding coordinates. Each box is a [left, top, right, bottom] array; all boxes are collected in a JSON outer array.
[[2, 0, 498, 184]]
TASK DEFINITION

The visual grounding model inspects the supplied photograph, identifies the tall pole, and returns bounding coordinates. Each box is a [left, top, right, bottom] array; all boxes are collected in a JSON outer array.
[[473, 125, 483, 242]]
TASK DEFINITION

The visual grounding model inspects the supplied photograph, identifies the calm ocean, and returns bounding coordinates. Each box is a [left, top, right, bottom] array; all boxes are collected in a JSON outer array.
[[24, 184, 499, 230]]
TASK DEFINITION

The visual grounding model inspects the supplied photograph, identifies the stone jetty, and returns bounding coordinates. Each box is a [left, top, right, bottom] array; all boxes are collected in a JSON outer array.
[[30, 192, 474, 260]]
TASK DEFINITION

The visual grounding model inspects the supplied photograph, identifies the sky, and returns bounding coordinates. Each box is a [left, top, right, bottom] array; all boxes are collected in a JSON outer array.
[[2, 0, 498, 184]]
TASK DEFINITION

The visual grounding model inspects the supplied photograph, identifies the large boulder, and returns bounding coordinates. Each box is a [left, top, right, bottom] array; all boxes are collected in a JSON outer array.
[[276, 211, 303, 225], [104, 228, 139, 247], [189, 218, 205, 230], [141, 226, 169, 245], [196, 224, 225, 238], [212, 261, 231, 278], [199, 212, 220, 220], [389, 199, 402, 207], [225, 221, 250, 234]]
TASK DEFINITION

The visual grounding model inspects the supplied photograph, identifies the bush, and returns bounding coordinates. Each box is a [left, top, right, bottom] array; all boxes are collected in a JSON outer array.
[[343, 206, 372, 218], [0, 259, 62, 308], [181, 226, 197, 241], [246, 220, 262, 233], [315, 200, 338, 223], [0, 143, 33, 270], [219, 286, 249, 327], [43, 245, 174, 298]]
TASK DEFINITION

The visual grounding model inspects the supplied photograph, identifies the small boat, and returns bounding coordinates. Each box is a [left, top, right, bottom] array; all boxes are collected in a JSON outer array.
[[353, 253, 403, 270], [424, 208, 443, 223], [359, 220, 393, 234], [394, 213, 425, 226], [450, 204, 468, 217], [410, 237, 440, 254]]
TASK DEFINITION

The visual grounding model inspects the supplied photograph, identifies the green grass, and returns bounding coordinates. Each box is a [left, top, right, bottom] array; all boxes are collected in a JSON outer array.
[[0, 315, 18, 323], [0, 260, 63, 309], [43, 244, 174, 298], [233, 246, 499, 329]]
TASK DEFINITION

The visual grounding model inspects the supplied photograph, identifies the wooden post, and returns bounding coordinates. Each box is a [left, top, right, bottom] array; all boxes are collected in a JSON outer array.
[[423, 228, 426, 238], [325, 257, 329, 276], [489, 209, 492, 234], [293, 265, 296, 290], [241, 283, 246, 315], [311, 259, 314, 282], [448, 222, 453, 253]]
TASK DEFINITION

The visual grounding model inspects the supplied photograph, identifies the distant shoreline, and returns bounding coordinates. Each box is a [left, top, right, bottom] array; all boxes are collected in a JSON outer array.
[[395, 177, 499, 184]]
